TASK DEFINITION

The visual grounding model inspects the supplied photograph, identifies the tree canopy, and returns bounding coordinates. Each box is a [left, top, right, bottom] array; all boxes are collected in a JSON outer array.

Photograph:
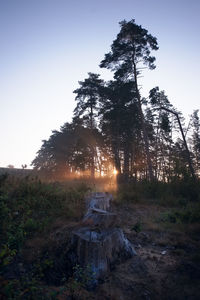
[[32, 19, 199, 182]]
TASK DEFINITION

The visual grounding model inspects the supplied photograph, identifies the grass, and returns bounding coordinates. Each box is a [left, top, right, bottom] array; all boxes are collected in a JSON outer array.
[[0, 174, 90, 299], [116, 178, 200, 205], [0, 174, 200, 299], [114, 179, 200, 250]]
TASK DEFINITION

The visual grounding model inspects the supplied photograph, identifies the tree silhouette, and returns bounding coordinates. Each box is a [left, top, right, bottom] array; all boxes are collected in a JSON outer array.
[[32, 19, 200, 182], [73, 73, 104, 178], [100, 19, 158, 181], [99, 79, 141, 180]]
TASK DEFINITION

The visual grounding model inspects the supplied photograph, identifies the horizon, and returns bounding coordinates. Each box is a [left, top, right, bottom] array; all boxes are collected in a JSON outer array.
[[1, 0, 200, 168]]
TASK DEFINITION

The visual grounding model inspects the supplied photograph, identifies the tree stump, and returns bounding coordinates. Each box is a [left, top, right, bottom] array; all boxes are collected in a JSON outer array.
[[72, 192, 136, 285]]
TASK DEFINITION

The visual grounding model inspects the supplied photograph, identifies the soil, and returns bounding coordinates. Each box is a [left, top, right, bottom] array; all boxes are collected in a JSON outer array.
[[1, 203, 200, 299], [89, 203, 200, 300]]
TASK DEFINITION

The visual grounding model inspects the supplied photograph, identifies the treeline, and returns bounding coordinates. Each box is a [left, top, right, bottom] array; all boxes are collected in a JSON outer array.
[[32, 20, 200, 182]]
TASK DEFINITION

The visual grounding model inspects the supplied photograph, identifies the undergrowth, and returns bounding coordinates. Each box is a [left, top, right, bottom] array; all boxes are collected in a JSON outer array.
[[159, 204, 200, 224], [116, 179, 200, 206], [0, 174, 90, 299], [1, 175, 200, 298], [116, 179, 200, 230]]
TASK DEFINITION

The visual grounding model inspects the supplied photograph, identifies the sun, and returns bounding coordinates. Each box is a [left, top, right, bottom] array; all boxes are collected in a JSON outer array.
[[113, 169, 118, 175]]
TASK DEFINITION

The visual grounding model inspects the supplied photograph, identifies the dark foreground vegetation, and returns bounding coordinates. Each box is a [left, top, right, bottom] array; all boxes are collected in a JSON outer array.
[[0, 174, 200, 299]]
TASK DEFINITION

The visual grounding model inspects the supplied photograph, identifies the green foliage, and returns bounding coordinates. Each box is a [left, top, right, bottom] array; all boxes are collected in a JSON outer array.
[[0, 175, 88, 298], [33, 256, 54, 280], [73, 264, 96, 289], [0, 175, 87, 245], [160, 204, 200, 224], [117, 179, 200, 206], [117, 187, 139, 204], [131, 221, 142, 233], [1, 277, 46, 300], [100, 19, 158, 75], [0, 244, 16, 267]]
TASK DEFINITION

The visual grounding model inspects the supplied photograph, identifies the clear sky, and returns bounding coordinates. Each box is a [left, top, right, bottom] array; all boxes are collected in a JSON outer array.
[[0, 0, 200, 168]]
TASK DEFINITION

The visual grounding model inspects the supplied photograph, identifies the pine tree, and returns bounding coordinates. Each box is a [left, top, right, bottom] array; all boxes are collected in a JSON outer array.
[[100, 19, 159, 181]]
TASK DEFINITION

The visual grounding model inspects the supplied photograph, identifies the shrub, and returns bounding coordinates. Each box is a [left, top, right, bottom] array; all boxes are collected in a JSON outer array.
[[117, 179, 200, 206], [0, 175, 88, 275], [160, 203, 200, 224]]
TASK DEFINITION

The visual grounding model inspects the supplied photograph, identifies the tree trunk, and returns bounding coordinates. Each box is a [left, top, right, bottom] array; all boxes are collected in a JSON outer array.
[[123, 146, 130, 181], [72, 192, 136, 285], [133, 62, 154, 181], [160, 107, 196, 180]]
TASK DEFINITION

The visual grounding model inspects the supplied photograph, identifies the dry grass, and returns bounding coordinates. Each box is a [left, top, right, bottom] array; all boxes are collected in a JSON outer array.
[[1, 175, 200, 299]]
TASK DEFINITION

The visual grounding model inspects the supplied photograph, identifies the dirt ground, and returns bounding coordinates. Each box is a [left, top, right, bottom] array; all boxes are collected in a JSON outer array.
[[2, 203, 200, 300], [65, 203, 195, 300], [48, 203, 200, 299]]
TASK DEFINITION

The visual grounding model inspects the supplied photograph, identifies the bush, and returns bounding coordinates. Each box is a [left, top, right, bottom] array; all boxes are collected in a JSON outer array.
[[117, 179, 200, 206], [160, 203, 200, 224], [0, 175, 88, 274]]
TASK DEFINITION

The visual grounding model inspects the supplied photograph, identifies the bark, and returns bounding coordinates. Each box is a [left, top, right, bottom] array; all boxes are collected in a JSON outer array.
[[72, 192, 136, 284]]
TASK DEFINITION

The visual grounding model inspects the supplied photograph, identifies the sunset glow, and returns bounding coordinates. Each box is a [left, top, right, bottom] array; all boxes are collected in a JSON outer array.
[[113, 169, 118, 175]]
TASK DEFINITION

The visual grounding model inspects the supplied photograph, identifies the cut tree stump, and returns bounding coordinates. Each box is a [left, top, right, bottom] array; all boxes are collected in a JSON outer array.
[[71, 192, 136, 285]]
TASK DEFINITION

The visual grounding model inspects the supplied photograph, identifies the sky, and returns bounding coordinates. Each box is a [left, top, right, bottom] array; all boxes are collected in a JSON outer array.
[[0, 0, 200, 168]]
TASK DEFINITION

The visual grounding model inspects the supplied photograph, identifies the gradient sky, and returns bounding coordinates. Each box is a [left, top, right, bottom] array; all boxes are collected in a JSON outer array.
[[0, 0, 200, 168]]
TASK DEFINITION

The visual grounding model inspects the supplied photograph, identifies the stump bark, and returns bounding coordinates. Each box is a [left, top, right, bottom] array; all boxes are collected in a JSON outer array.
[[72, 192, 136, 284]]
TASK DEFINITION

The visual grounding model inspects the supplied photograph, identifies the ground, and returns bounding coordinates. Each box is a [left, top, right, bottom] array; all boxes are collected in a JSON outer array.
[[16, 204, 200, 300], [4, 202, 199, 300], [94, 203, 200, 300]]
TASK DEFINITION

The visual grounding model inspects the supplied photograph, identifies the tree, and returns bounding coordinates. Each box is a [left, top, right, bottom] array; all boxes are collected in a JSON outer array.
[[32, 124, 75, 180], [73, 73, 104, 130], [100, 19, 159, 181], [99, 79, 141, 180], [73, 73, 104, 178], [148, 87, 174, 181], [7, 165, 14, 169], [148, 87, 196, 180], [31, 118, 108, 180], [159, 107, 196, 180], [32, 19, 200, 183], [190, 110, 200, 175]]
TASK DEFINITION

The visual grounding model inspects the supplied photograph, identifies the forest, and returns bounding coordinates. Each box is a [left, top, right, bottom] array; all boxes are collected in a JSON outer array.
[[32, 19, 200, 184], [1, 20, 200, 300]]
